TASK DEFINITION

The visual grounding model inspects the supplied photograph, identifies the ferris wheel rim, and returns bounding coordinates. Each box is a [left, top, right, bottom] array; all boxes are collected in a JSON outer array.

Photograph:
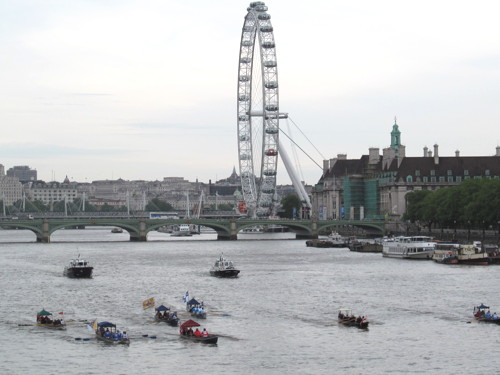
[[237, 1, 279, 217]]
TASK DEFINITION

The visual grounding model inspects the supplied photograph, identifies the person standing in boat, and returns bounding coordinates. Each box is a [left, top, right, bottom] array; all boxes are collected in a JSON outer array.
[[194, 328, 202, 337], [202, 328, 209, 337]]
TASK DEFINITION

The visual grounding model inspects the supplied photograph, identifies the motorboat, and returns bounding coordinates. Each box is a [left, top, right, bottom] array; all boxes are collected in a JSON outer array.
[[209, 254, 240, 277], [63, 256, 93, 278], [328, 232, 348, 247], [382, 236, 435, 259]]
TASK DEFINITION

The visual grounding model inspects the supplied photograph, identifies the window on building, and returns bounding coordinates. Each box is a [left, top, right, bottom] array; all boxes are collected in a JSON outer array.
[[456, 176, 462, 182], [406, 175, 413, 182], [485, 169, 490, 176], [439, 176, 445, 182], [447, 176, 453, 182], [431, 177, 436, 182], [415, 170, 420, 176], [464, 170, 469, 175], [430, 170, 435, 176], [423, 177, 428, 183], [447, 170, 452, 176]]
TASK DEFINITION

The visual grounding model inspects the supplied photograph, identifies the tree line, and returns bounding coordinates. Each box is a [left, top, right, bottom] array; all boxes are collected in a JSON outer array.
[[404, 179, 500, 229]]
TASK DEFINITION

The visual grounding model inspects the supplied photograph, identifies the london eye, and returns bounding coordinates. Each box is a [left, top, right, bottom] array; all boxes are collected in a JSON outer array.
[[237, 1, 282, 217]]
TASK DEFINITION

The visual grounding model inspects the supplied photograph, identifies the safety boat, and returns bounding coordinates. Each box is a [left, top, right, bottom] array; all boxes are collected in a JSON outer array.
[[209, 253, 240, 277], [63, 256, 93, 278]]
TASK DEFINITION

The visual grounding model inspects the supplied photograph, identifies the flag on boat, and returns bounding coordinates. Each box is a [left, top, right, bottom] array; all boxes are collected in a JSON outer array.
[[58, 312, 64, 315], [87, 318, 98, 332], [143, 297, 155, 309], [183, 291, 189, 303]]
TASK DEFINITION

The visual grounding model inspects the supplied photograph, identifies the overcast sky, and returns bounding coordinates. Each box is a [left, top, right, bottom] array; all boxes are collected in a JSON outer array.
[[1, 0, 499, 185]]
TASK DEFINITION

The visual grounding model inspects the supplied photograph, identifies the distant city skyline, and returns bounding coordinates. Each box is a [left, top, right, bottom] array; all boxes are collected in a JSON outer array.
[[1, 1, 499, 185]]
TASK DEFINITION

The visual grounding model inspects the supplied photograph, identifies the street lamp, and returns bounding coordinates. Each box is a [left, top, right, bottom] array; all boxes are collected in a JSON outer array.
[[482, 220, 485, 242], [453, 220, 457, 241], [467, 220, 471, 241]]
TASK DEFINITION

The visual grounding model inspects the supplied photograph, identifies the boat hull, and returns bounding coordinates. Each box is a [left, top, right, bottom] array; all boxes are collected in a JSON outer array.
[[382, 251, 433, 259], [64, 266, 93, 278], [209, 269, 240, 277], [95, 334, 130, 345], [180, 334, 218, 344], [190, 311, 207, 319], [338, 319, 369, 329], [155, 316, 179, 326], [36, 323, 66, 330]]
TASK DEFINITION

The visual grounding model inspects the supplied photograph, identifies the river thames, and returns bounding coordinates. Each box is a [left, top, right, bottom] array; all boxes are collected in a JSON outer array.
[[0, 228, 498, 375]]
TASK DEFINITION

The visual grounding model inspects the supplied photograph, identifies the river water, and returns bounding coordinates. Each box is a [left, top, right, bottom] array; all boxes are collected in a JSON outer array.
[[0, 228, 499, 375]]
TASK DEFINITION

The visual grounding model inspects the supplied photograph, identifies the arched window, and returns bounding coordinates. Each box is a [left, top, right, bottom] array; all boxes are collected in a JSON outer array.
[[406, 175, 413, 182]]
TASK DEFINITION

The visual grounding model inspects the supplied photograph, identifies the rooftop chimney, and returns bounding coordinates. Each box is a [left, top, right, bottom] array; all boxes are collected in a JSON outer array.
[[497, 146, 500, 157], [369, 148, 380, 164], [337, 154, 347, 160], [434, 144, 439, 165], [423, 146, 428, 157], [455, 150, 460, 157], [323, 159, 330, 174]]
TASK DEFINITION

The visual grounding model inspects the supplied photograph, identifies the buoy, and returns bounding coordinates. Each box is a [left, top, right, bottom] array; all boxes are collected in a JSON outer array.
[[142, 334, 149, 337], [83, 338, 90, 341], [75, 338, 81, 340], [150, 335, 157, 339]]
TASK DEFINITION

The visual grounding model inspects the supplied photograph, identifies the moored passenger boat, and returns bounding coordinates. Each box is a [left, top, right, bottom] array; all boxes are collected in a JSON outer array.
[[63, 256, 93, 278], [338, 308, 369, 329], [179, 319, 218, 344], [327, 232, 349, 247], [154, 305, 179, 326], [382, 236, 435, 259], [95, 321, 130, 344], [171, 224, 192, 237], [305, 239, 336, 248], [473, 304, 500, 324], [433, 242, 490, 265], [36, 309, 66, 329]]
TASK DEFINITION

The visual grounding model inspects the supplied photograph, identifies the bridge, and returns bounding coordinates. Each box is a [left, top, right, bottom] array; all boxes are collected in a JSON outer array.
[[0, 217, 386, 243]]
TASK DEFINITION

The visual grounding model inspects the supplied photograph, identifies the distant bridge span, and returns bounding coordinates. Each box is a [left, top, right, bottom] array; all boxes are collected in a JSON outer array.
[[0, 217, 386, 243]]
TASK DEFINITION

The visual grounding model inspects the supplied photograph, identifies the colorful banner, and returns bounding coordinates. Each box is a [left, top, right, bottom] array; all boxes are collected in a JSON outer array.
[[142, 297, 155, 309]]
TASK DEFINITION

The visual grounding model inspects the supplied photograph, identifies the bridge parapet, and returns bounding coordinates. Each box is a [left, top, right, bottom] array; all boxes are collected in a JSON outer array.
[[0, 217, 385, 242]]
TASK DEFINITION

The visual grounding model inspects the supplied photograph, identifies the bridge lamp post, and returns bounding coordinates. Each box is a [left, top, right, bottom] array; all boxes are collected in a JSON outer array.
[[453, 220, 457, 241]]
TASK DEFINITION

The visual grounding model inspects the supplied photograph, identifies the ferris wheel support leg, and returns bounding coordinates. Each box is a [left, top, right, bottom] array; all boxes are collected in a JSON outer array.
[[278, 138, 312, 210]]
